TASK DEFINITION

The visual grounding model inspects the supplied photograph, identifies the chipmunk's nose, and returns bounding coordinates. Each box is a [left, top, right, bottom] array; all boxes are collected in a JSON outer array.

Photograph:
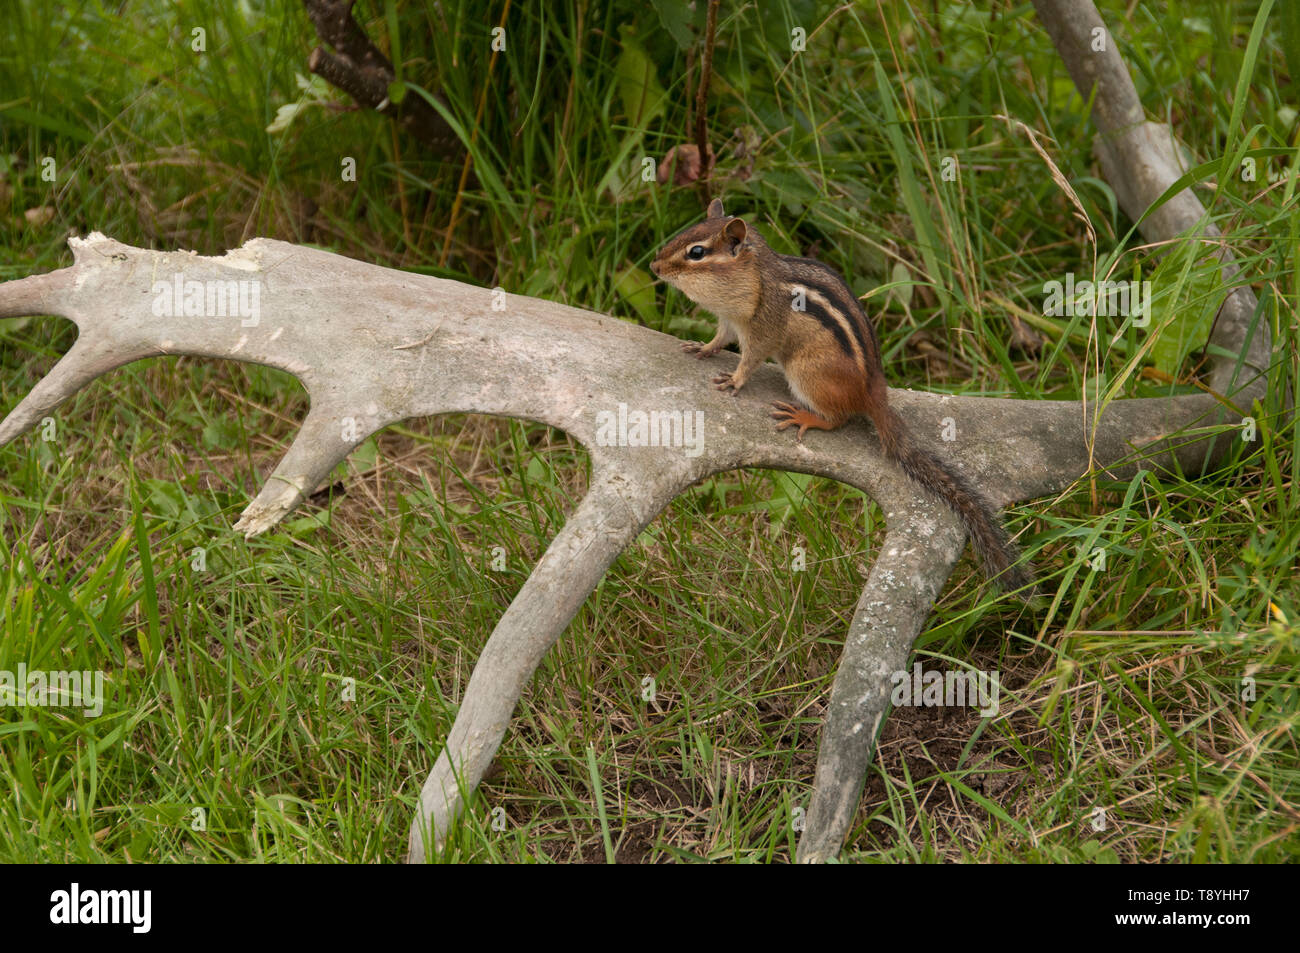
[[649, 259, 660, 277]]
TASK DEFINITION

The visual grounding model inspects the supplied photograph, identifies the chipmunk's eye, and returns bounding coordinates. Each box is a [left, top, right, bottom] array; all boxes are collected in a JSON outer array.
[[686, 245, 707, 261]]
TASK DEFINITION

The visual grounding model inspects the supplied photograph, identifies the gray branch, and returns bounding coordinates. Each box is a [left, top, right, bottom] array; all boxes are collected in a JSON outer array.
[[0, 0, 1270, 862]]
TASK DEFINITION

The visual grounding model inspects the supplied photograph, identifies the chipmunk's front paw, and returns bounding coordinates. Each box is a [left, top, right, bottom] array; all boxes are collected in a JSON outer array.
[[682, 340, 719, 359], [712, 372, 744, 393]]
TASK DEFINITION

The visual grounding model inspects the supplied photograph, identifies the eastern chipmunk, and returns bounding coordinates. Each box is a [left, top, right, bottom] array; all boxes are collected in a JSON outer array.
[[650, 199, 1031, 591]]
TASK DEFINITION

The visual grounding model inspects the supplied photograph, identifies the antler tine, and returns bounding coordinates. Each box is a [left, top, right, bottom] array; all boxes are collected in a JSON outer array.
[[0, 249, 151, 447], [0, 336, 147, 448]]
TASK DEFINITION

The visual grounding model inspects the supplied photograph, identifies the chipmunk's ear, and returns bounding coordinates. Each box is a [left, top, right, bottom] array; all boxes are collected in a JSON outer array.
[[707, 198, 725, 220], [723, 217, 748, 254]]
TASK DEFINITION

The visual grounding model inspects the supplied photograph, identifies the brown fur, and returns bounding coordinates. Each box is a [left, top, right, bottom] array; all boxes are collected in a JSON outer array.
[[651, 201, 1031, 591]]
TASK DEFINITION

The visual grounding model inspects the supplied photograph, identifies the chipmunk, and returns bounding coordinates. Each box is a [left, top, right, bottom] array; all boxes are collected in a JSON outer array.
[[650, 199, 1031, 591]]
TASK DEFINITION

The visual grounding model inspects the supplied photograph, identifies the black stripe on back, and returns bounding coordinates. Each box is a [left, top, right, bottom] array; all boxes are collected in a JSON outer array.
[[799, 296, 859, 365], [786, 258, 877, 366]]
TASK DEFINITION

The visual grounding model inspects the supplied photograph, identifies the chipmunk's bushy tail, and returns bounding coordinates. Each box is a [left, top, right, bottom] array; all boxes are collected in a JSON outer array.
[[872, 402, 1032, 592]]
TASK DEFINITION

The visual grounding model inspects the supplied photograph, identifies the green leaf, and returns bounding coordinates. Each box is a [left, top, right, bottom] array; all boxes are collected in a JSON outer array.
[[526, 455, 554, 487], [351, 436, 379, 472], [615, 26, 666, 131], [664, 312, 715, 340], [613, 264, 658, 324], [885, 261, 912, 312], [285, 510, 332, 536], [0, 104, 93, 144], [595, 136, 648, 204], [651, 0, 698, 51], [1146, 245, 1223, 378], [872, 60, 949, 311], [1223, 0, 1273, 164], [1278, 0, 1300, 105], [265, 101, 304, 135]]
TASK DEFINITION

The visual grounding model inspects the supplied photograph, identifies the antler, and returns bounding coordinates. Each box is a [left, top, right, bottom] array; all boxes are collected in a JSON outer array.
[[0, 0, 1271, 863], [0, 224, 1264, 863]]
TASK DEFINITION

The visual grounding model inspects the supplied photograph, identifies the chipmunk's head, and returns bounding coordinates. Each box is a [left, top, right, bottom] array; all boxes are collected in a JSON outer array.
[[650, 199, 763, 316]]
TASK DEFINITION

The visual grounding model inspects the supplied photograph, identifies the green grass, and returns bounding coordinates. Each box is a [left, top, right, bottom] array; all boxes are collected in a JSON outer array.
[[0, 0, 1296, 862]]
